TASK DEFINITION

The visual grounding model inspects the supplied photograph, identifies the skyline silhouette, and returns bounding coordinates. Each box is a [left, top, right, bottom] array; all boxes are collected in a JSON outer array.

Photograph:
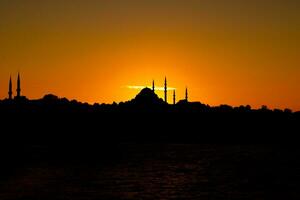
[[1, 73, 299, 113]]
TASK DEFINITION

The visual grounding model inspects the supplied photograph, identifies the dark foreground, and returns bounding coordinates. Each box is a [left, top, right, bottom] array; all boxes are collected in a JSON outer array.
[[1, 144, 300, 200], [1, 104, 300, 199]]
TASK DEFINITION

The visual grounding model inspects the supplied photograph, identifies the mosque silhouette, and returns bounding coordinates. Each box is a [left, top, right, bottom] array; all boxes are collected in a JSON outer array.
[[1, 73, 299, 115], [4, 74, 190, 105]]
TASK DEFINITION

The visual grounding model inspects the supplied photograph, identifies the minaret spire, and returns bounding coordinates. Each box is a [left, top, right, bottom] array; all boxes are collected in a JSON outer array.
[[152, 80, 155, 92], [8, 76, 13, 100], [17, 72, 21, 98], [185, 87, 188, 102], [164, 76, 167, 103], [173, 90, 176, 105]]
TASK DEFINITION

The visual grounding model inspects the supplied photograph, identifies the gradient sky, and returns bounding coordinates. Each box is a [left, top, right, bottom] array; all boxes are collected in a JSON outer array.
[[0, 0, 299, 110]]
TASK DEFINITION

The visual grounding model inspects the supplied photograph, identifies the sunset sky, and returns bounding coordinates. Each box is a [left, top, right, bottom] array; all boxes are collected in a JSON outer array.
[[0, 0, 299, 110]]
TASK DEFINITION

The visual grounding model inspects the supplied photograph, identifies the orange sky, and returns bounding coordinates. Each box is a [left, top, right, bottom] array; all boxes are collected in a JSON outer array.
[[0, 1, 299, 110]]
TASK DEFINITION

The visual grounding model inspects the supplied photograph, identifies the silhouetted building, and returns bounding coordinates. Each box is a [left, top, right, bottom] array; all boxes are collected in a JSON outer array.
[[173, 90, 176, 105], [16, 73, 21, 98], [164, 77, 167, 103], [130, 87, 166, 107], [8, 76, 13, 100], [185, 87, 188, 102]]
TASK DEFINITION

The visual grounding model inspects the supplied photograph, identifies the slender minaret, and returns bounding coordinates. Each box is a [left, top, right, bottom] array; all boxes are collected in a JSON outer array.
[[185, 87, 188, 102], [152, 80, 155, 92], [8, 76, 13, 100], [173, 90, 176, 105], [164, 77, 167, 103], [16, 72, 21, 98]]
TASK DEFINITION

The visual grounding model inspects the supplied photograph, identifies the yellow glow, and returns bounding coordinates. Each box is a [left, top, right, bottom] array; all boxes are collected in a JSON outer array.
[[126, 86, 176, 91]]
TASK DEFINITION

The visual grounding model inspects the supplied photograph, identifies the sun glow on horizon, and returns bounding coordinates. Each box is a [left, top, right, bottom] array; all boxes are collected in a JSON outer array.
[[126, 86, 176, 91]]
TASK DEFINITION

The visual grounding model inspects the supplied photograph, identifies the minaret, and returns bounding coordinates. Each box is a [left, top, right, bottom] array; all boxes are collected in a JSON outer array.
[[152, 80, 155, 92], [173, 90, 176, 105], [8, 76, 13, 100], [16, 72, 21, 98], [185, 87, 188, 102], [164, 77, 167, 103]]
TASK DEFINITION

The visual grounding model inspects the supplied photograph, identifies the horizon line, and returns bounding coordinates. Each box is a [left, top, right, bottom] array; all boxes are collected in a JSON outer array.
[[126, 85, 176, 91]]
